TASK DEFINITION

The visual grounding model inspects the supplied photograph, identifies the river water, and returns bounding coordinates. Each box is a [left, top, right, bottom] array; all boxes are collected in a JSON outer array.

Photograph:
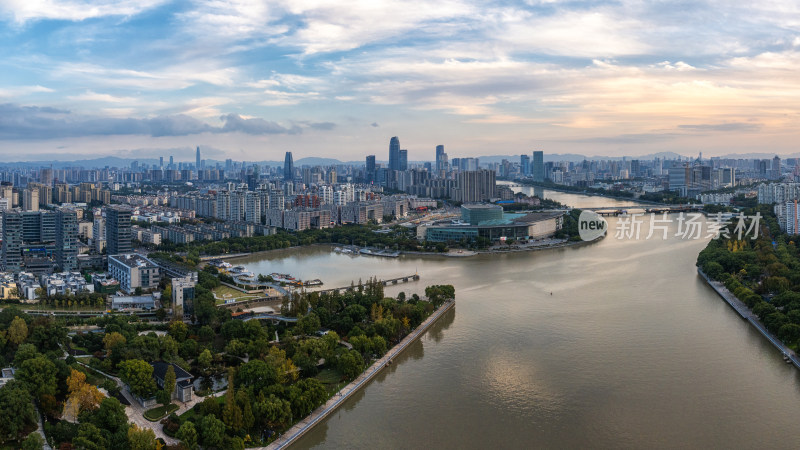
[[232, 188, 800, 449]]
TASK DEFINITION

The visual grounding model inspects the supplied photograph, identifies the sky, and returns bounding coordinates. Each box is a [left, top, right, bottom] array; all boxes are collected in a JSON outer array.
[[1, 0, 800, 163]]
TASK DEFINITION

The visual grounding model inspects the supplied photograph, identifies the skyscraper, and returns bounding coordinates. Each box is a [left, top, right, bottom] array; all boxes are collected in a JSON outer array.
[[389, 136, 400, 171], [399, 149, 408, 171], [55, 209, 78, 272], [169, 155, 174, 169], [159, 156, 164, 168], [196, 146, 201, 172], [284, 152, 294, 181], [533, 151, 544, 182], [520, 155, 531, 176], [435, 145, 448, 172], [106, 206, 132, 256], [366, 155, 376, 182]]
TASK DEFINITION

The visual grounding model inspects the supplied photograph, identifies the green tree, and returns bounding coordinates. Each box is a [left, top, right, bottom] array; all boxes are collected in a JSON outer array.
[[198, 349, 213, 373], [163, 365, 177, 404], [90, 397, 129, 436], [118, 359, 157, 398], [127, 424, 157, 450], [0, 382, 37, 443], [8, 316, 28, 346], [236, 359, 277, 394], [16, 355, 57, 398], [21, 432, 45, 450], [73, 423, 107, 450], [177, 421, 198, 450], [222, 386, 243, 432], [169, 321, 188, 342], [337, 349, 364, 379], [296, 313, 321, 335], [200, 414, 225, 448]]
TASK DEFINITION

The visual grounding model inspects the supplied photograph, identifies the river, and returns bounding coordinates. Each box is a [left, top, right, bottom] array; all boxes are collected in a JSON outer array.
[[231, 188, 800, 449]]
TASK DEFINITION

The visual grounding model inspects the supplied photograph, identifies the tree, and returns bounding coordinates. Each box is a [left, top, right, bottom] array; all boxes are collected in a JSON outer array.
[[236, 359, 277, 394], [163, 364, 177, 403], [91, 397, 129, 435], [127, 424, 157, 450], [177, 421, 198, 450], [200, 414, 225, 448], [73, 423, 106, 450], [296, 313, 321, 335], [17, 355, 57, 398], [337, 349, 364, 379], [8, 316, 28, 346], [64, 369, 104, 420], [21, 432, 45, 450], [222, 381, 243, 432], [169, 321, 188, 342], [118, 359, 157, 399], [0, 382, 37, 444], [103, 331, 127, 357], [198, 349, 213, 373]]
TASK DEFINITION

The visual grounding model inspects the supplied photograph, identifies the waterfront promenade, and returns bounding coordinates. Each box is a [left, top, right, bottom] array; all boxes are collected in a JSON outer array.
[[698, 268, 800, 369], [266, 298, 456, 449]]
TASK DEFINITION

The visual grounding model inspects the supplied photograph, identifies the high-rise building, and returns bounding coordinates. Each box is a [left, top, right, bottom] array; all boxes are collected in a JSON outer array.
[[399, 149, 408, 171], [389, 136, 400, 171], [196, 146, 201, 172], [520, 155, 531, 176], [366, 155, 376, 182], [284, 152, 294, 181], [453, 170, 497, 203], [55, 209, 78, 272], [1, 211, 23, 272], [435, 145, 448, 172], [23, 188, 39, 212], [159, 156, 164, 168], [533, 151, 544, 182], [106, 207, 132, 256]]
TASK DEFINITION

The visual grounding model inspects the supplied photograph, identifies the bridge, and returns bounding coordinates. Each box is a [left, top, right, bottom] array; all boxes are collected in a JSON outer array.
[[582, 205, 703, 216], [313, 274, 420, 296]]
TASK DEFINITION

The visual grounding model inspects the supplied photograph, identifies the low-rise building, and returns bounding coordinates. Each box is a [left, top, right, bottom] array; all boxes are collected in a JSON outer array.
[[151, 362, 193, 402], [111, 295, 156, 310], [41, 272, 94, 297], [108, 254, 161, 293]]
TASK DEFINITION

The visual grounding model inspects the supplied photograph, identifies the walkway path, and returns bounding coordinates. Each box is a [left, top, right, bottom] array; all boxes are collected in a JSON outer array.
[[266, 299, 455, 450]]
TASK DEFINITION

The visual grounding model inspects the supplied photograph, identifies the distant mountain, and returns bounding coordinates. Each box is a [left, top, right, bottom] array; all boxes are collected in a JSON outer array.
[[476, 151, 687, 163]]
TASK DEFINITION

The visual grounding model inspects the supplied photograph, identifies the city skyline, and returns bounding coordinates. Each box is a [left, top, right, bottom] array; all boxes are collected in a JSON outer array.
[[2, 1, 800, 161]]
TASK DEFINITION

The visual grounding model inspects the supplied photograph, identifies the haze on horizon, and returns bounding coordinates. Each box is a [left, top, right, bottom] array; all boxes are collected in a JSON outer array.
[[1, 0, 799, 162]]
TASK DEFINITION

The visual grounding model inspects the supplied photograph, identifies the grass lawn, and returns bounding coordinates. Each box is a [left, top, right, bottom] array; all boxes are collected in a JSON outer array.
[[212, 285, 262, 305], [144, 403, 179, 421], [316, 368, 346, 395]]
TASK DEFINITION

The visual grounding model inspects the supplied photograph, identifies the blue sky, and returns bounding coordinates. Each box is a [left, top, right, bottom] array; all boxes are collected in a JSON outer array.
[[1, 0, 800, 162]]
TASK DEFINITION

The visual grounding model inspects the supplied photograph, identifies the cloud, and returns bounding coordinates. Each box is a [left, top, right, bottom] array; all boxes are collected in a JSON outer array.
[[0, 104, 335, 139], [219, 114, 298, 135], [1, 0, 168, 23], [371, 122, 379, 127], [678, 122, 762, 132]]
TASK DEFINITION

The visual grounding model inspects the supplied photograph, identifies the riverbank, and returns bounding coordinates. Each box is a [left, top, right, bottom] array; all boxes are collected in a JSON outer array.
[[266, 298, 456, 449], [697, 268, 800, 369]]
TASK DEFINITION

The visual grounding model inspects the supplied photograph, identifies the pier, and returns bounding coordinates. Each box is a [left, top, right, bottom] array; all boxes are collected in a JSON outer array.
[[314, 273, 420, 295]]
